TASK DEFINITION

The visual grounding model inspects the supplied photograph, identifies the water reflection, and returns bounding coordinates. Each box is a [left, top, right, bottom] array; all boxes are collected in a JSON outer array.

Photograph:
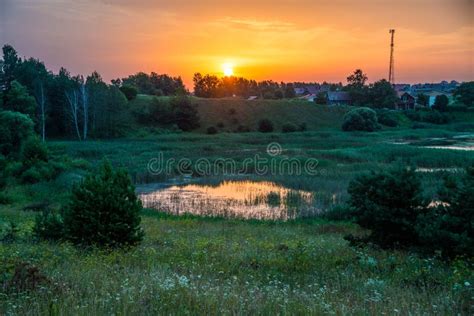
[[138, 180, 326, 220]]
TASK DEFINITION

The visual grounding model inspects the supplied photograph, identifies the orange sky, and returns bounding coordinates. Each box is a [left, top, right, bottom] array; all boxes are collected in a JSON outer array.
[[1, 0, 473, 88]]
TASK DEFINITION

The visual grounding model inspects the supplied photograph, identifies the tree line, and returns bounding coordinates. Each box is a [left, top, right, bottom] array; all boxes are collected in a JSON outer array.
[[193, 73, 297, 99], [0, 45, 194, 141]]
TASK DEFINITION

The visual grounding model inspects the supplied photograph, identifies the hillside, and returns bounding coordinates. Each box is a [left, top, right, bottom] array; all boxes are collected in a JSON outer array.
[[128, 95, 350, 133]]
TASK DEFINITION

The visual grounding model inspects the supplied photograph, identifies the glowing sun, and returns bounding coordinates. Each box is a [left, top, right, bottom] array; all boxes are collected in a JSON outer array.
[[222, 63, 234, 76]]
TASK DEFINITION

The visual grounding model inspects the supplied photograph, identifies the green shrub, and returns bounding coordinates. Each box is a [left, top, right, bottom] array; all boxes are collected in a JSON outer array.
[[404, 110, 421, 121], [416, 166, 474, 258], [281, 123, 298, 133], [342, 107, 380, 132], [20, 167, 43, 184], [432, 95, 449, 112], [119, 85, 138, 101], [346, 166, 425, 248], [377, 110, 399, 127], [0, 222, 20, 243], [405, 109, 449, 124], [423, 111, 449, 124], [0, 111, 35, 157], [298, 123, 307, 132], [0, 192, 12, 205], [63, 160, 144, 247], [33, 209, 64, 241], [171, 96, 200, 131], [258, 119, 274, 133], [20, 161, 62, 184], [206, 126, 218, 135], [21, 137, 49, 167]]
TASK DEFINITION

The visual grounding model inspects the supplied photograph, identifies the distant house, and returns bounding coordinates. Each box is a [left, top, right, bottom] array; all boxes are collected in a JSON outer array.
[[294, 84, 321, 96], [247, 96, 258, 100], [397, 92, 415, 109], [327, 91, 352, 105], [426, 91, 451, 107]]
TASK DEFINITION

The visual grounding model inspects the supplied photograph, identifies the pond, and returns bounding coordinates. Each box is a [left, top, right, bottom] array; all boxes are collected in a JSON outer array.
[[137, 180, 330, 220]]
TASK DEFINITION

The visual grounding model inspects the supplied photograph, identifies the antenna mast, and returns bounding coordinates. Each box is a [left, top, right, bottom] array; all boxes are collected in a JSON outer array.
[[388, 29, 395, 84]]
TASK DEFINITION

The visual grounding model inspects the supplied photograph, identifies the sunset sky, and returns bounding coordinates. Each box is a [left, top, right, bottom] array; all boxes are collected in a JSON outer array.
[[1, 0, 473, 88]]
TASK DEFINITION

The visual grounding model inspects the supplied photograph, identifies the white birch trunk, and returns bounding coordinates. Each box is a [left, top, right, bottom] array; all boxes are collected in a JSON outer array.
[[65, 90, 82, 141]]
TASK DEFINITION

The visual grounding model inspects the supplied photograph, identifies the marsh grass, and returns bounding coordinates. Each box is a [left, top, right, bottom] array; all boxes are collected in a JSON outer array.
[[1, 124, 473, 314]]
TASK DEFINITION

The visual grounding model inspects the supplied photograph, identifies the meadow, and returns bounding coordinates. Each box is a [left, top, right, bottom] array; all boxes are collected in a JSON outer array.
[[1, 101, 474, 315]]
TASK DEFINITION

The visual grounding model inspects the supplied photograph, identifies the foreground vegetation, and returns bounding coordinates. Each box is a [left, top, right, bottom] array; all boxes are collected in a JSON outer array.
[[1, 210, 473, 315]]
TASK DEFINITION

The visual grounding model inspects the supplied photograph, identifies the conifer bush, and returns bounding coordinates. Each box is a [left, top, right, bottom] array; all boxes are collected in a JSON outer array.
[[417, 166, 474, 258], [63, 160, 143, 247], [346, 166, 426, 248]]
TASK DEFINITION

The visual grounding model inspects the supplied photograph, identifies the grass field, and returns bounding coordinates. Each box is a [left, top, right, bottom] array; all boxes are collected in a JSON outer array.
[[1, 210, 472, 315], [1, 102, 474, 314]]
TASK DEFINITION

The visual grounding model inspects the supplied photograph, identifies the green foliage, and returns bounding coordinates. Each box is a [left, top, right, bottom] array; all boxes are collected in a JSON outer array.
[[404, 110, 449, 125], [2, 80, 37, 117], [21, 137, 49, 167], [20, 162, 61, 184], [284, 84, 296, 98], [274, 90, 284, 99], [417, 93, 429, 107], [206, 126, 218, 135], [121, 72, 185, 96], [63, 160, 143, 247], [119, 85, 138, 101], [347, 166, 425, 248], [453, 81, 474, 107], [0, 192, 12, 205], [368, 79, 398, 109], [33, 209, 64, 241], [417, 166, 474, 258], [315, 92, 328, 105], [143, 97, 175, 125], [423, 111, 449, 124], [0, 222, 20, 243], [345, 69, 369, 106], [342, 107, 380, 132], [432, 94, 449, 112], [0, 45, 20, 89], [170, 96, 200, 131], [258, 119, 274, 133], [376, 110, 399, 127], [0, 110, 35, 157]]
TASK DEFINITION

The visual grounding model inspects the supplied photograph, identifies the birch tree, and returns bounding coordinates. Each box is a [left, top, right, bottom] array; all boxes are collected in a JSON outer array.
[[65, 89, 82, 141]]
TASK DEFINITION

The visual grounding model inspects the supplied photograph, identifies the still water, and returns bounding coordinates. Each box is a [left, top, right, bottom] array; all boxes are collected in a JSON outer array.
[[138, 180, 327, 220]]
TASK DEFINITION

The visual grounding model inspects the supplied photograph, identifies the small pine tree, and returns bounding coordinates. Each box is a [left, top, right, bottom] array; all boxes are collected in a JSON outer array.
[[417, 166, 474, 258], [63, 160, 143, 247], [347, 166, 425, 248]]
